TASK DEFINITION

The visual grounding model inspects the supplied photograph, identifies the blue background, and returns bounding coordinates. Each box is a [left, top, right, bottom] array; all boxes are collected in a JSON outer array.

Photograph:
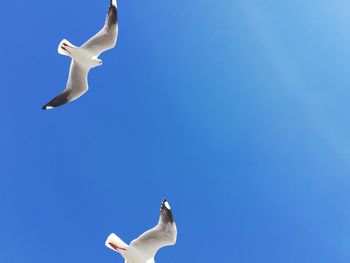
[[1, 0, 350, 262]]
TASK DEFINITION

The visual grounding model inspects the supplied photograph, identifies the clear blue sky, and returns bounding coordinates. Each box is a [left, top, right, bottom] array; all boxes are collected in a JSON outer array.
[[0, 0, 350, 262]]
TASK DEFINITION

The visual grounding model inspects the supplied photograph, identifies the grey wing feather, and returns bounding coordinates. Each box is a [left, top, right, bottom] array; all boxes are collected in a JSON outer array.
[[81, 0, 118, 56], [42, 61, 89, 109], [65, 60, 89, 95], [130, 199, 177, 258]]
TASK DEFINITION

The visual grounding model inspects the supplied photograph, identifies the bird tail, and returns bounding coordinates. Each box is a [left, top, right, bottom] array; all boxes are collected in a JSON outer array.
[[57, 39, 76, 56], [105, 233, 128, 254]]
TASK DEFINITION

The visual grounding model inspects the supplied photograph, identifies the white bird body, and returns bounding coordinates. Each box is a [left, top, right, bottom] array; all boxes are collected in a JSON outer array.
[[106, 199, 177, 263], [42, 0, 118, 110], [58, 40, 102, 69]]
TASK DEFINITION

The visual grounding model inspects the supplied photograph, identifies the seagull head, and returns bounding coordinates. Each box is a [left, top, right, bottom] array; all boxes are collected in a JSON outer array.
[[91, 57, 103, 68]]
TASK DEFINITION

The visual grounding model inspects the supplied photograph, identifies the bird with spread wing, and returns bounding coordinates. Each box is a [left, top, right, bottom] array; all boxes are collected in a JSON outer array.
[[42, 0, 118, 110], [105, 199, 177, 263]]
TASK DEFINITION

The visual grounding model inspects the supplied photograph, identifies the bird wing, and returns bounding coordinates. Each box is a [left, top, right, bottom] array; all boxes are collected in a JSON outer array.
[[80, 0, 118, 57], [42, 60, 89, 109], [129, 199, 177, 259]]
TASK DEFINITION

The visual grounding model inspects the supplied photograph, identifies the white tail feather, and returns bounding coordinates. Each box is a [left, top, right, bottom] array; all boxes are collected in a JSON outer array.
[[57, 39, 76, 56]]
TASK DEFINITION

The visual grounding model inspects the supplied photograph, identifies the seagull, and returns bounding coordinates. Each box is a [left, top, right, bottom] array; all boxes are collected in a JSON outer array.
[[105, 198, 177, 263], [42, 0, 118, 110]]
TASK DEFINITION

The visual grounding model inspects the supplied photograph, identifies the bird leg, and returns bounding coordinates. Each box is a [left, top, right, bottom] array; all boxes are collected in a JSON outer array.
[[108, 242, 127, 251]]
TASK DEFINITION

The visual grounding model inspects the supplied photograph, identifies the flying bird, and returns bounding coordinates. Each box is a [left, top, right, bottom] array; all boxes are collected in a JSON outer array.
[[105, 198, 177, 263], [42, 0, 118, 110]]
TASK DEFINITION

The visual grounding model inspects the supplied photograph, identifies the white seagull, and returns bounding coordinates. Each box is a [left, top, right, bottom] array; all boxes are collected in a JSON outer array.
[[105, 198, 177, 263], [42, 0, 118, 110]]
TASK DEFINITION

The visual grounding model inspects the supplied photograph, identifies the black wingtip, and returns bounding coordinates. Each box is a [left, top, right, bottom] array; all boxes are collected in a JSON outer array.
[[109, 7, 117, 26], [42, 103, 57, 110], [110, 0, 117, 7], [161, 198, 169, 209], [160, 198, 174, 223]]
